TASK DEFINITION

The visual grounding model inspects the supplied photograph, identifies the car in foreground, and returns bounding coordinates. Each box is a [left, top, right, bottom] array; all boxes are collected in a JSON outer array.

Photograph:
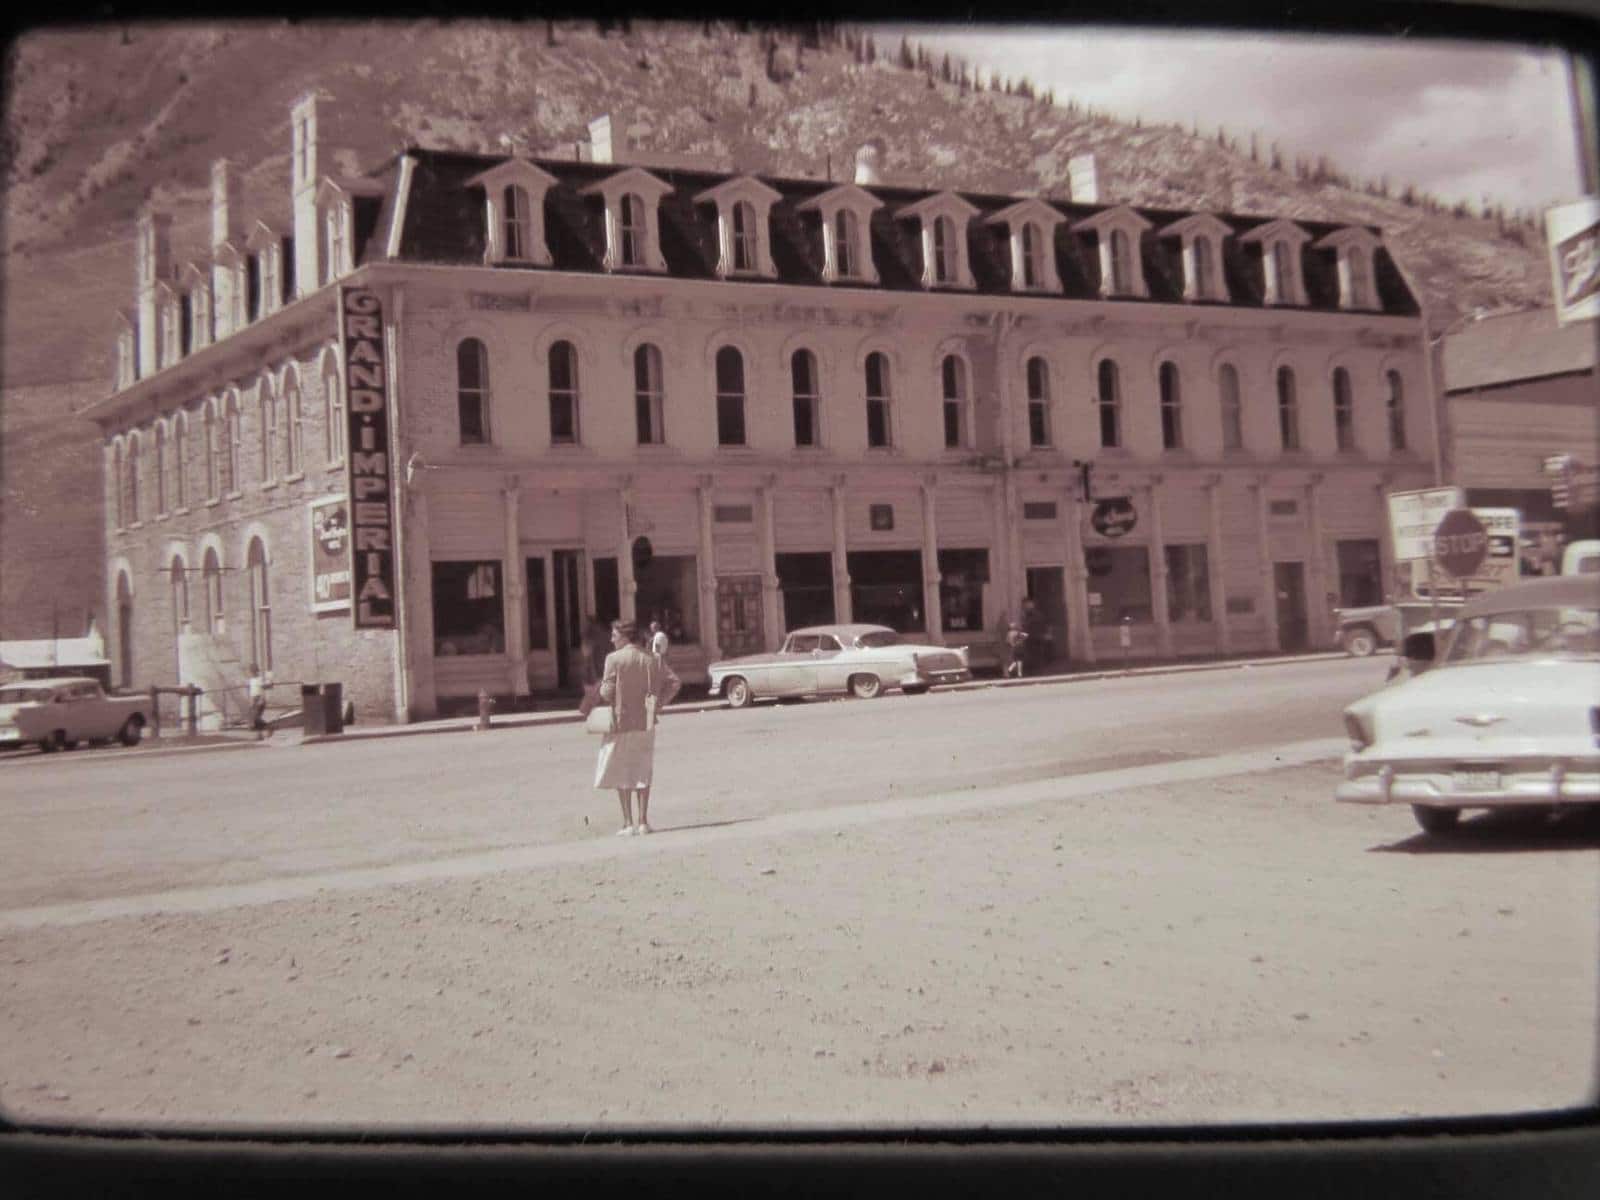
[[0, 676, 152, 752], [707, 624, 971, 708], [1336, 574, 1600, 834]]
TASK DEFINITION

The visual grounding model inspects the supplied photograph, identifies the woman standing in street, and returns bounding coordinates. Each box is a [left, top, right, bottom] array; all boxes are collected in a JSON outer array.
[[595, 619, 682, 836]]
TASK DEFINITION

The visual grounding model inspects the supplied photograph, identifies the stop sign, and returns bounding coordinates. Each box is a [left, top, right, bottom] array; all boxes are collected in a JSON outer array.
[[1433, 507, 1489, 578]]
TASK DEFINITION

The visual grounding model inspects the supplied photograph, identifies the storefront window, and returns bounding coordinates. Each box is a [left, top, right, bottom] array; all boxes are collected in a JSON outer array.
[[634, 555, 699, 644], [432, 561, 505, 656], [847, 550, 924, 633], [1164, 544, 1212, 622], [1336, 539, 1383, 607], [776, 552, 835, 630], [1085, 544, 1151, 625], [938, 548, 988, 632]]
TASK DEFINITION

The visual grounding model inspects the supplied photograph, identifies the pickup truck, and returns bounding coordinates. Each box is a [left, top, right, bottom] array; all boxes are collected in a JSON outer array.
[[1332, 600, 1464, 657], [0, 676, 152, 752]]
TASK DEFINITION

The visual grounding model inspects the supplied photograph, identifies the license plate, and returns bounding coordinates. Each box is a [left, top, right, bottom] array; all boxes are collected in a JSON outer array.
[[1452, 767, 1501, 793]]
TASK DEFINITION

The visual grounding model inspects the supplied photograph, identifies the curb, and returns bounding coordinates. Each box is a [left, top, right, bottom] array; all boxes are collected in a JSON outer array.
[[298, 650, 1354, 747]]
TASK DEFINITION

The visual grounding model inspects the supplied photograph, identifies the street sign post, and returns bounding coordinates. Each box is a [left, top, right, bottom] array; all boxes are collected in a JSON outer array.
[[1387, 487, 1465, 562], [1433, 507, 1490, 579]]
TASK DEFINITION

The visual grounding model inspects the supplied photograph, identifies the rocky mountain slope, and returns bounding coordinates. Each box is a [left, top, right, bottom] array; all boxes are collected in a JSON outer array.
[[0, 19, 1560, 635]]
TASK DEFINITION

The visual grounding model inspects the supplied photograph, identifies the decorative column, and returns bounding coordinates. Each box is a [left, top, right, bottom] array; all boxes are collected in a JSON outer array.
[[1305, 472, 1329, 648], [830, 474, 851, 624], [1375, 474, 1396, 602], [919, 475, 943, 643], [697, 474, 721, 661], [618, 475, 637, 624], [758, 473, 782, 646], [990, 475, 1016, 628], [1004, 471, 1025, 627], [1254, 473, 1280, 650], [1205, 473, 1231, 654], [1063, 480, 1094, 663], [502, 477, 529, 697], [403, 483, 436, 719], [1147, 476, 1173, 656]]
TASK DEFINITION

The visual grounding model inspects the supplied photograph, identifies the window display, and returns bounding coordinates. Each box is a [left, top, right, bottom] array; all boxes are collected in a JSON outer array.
[[433, 561, 504, 655], [1086, 545, 1152, 624]]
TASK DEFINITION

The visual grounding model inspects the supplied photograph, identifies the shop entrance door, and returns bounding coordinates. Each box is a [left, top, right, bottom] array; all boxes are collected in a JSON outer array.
[[716, 576, 765, 657], [1024, 567, 1067, 666], [1274, 561, 1308, 651], [552, 550, 585, 689]]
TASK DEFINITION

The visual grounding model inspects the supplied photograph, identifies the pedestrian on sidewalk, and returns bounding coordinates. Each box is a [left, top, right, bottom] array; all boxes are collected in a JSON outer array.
[[594, 618, 682, 837], [1005, 622, 1028, 678], [246, 663, 271, 739], [648, 619, 669, 659]]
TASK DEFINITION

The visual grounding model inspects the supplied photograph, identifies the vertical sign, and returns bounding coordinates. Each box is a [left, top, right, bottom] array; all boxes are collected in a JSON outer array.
[[307, 494, 351, 612], [1546, 196, 1600, 325], [339, 286, 397, 629]]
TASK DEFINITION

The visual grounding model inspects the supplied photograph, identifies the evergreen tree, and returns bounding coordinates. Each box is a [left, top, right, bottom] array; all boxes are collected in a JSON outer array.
[[866, 34, 876, 63], [899, 36, 915, 69], [941, 52, 952, 82]]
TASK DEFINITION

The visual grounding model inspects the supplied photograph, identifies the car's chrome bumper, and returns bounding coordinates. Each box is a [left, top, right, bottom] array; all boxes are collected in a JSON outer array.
[[908, 668, 971, 687], [1337, 760, 1600, 808]]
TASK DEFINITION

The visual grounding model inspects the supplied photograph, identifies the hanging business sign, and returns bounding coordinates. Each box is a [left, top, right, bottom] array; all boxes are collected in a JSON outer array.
[[1089, 497, 1137, 538], [339, 286, 397, 629], [1546, 196, 1600, 325], [307, 494, 351, 613]]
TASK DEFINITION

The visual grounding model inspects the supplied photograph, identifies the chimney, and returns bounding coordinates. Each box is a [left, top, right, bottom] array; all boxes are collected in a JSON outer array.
[[853, 140, 884, 186], [291, 91, 322, 298], [1068, 153, 1098, 204], [135, 209, 171, 380], [211, 158, 242, 249], [588, 114, 614, 165]]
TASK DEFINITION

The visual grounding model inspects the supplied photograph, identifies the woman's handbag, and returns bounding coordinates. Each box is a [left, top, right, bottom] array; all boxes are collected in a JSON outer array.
[[584, 703, 615, 735]]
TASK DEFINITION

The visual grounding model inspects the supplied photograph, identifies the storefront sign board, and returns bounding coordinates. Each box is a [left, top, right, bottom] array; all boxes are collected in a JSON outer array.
[[339, 286, 398, 629]]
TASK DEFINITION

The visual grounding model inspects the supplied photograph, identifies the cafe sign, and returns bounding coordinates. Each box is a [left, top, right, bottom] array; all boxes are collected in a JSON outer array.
[[339, 286, 397, 629], [1089, 497, 1137, 538], [307, 494, 351, 613]]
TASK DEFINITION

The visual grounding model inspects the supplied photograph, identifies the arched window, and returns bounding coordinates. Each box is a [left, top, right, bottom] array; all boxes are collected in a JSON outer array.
[[620, 193, 646, 267], [202, 546, 223, 633], [1096, 359, 1122, 448], [173, 411, 189, 509], [1349, 249, 1371, 306], [1026, 356, 1052, 448], [1195, 237, 1217, 298], [715, 346, 746, 446], [791, 349, 820, 447], [1386, 369, 1407, 450], [932, 215, 958, 284], [864, 352, 892, 448], [154, 424, 167, 516], [170, 556, 189, 636], [126, 433, 141, 524], [1110, 229, 1134, 293], [222, 394, 240, 493], [1273, 241, 1295, 303], [112, 441, 126, 528], [323, 355, 345, 464], [835, 209, 858, 279], [503, 184, 529, 260], [259, 381, 278, 483], [941, 355, 968, 449], [634, 343, 664, 445], [457, 338, 490, 445], [115, 571, 134, 688], [1333, 367, 1355, 451], [247, 537, 272, 672], [1219, 364, 1243, 451], [203, 401, 220, 500], [1277, 365, 1301, 451], [284, 372, 304, 475], [548, 340, 580, 444], [1021, 223, 1043, 288], [1159, 361, 1183, 450], [732, 200, 758, 272]]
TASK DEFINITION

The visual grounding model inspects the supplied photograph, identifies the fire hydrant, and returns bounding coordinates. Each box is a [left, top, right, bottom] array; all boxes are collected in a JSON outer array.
[[475, 688, 495, 731]]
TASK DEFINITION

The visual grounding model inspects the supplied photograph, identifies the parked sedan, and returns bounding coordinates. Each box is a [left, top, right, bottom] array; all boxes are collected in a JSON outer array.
[[708, 624, 971, 708], [1336, 574, 1600, 835]]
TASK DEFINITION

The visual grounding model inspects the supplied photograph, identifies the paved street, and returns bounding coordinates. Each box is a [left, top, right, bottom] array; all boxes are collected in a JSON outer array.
[[2, 657, 1597, 1129]]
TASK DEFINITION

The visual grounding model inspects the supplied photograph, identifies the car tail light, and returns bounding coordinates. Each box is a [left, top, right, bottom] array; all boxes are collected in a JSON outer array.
[[1344, 713, 1371, 752]]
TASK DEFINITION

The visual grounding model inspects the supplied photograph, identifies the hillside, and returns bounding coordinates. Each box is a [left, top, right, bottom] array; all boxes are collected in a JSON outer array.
[[0, 19, 1560, 634]]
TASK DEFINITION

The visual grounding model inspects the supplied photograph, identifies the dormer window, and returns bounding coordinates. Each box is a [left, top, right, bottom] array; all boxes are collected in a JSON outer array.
[[1157, 213, 1232, 302], [114, 314, 136, 390], [896, 192, 979, 290], [156, 283, 180, 368], [246, 223, 284, 319], [581, 167, 672, 274], [1241, 219, 1310, 307], [797, 184, 882, 285], [181, 266, 212, 351], [984, 198, 1065, 294], [694, 175, 781, 278], [313, 178, 379, 285], [1071, 206, 1153, 298], [468, 160, 557, 266], [1314, 226, 1383, 311]]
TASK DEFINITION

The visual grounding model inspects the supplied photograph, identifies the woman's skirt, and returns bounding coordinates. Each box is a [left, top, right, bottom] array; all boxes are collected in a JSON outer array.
[[594, 729, 657, 790]]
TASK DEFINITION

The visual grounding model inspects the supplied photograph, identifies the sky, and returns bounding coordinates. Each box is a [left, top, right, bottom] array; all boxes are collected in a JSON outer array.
[[889, 24, 1589, 216]]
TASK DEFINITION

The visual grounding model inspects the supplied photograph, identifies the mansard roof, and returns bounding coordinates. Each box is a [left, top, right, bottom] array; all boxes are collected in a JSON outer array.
[[368, 146, 1419, 316]]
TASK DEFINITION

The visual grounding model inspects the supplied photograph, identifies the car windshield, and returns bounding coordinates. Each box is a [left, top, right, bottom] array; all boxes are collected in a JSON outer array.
[[854, 630, 904, 648], [1440, 605, 1600, 663], [0, 686, 52, 703]]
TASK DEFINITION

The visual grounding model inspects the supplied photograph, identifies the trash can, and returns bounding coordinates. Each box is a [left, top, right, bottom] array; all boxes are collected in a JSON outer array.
[[301, 682, 345, 736]]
